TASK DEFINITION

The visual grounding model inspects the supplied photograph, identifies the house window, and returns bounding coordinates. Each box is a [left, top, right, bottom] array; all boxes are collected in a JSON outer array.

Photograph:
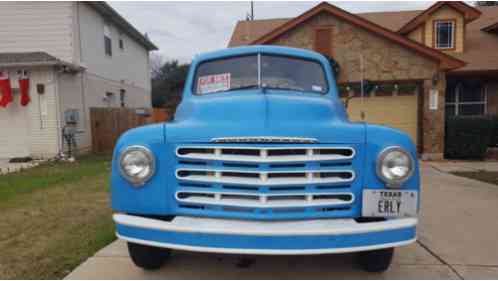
[[104, 23, 112, 56], [435, 20, 455, 49], [119, 33, 124, 51], [446, 80, 487, 116], [105, 92, 114, 106], [120, 89, 126, 107]]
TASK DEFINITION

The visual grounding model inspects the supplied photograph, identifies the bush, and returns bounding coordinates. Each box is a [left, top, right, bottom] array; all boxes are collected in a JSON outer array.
[[445, 115, 494, 159], [491, 115, 498, 147]]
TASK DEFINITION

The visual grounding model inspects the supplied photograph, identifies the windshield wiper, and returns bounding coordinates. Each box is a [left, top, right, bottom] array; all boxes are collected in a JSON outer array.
[[230, 84, 259, 91], [261, 85, 303, 92]]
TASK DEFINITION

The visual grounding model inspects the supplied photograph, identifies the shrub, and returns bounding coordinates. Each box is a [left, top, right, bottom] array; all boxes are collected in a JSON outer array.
[[445, 115, 494, 159], [490, 115, 498, 147]]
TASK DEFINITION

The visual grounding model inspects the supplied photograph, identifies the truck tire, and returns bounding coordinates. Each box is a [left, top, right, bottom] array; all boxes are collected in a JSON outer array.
[[356, 247, 394, 272], [127, 242, 171, 270]]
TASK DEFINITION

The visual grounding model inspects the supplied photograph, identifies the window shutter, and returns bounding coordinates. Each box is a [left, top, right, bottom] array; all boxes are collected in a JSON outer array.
[[314, 27, 333, 57]]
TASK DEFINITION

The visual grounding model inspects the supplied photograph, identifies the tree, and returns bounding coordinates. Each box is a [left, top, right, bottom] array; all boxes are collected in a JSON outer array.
[[150, 52, 165, 80], [151, 59, 190, 108], [475, 1, 498, 6]]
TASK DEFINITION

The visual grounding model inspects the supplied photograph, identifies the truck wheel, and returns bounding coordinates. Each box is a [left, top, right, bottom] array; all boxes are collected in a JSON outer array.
[[356, 248, 394, 272], [127, 242, 171, 270]]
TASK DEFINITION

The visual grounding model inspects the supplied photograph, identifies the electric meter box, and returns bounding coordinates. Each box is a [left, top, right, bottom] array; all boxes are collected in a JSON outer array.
[[64, 109, 80, 125]]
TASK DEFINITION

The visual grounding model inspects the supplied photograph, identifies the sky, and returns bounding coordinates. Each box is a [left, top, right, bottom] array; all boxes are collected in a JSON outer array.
[[108, 1, 437, 63]]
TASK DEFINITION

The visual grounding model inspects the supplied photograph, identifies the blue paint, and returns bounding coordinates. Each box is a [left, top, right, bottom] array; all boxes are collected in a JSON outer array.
[[111, 46, 420, 253]]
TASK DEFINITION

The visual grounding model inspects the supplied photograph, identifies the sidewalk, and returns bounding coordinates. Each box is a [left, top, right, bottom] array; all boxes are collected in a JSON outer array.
[[426, 160, 498, 173]]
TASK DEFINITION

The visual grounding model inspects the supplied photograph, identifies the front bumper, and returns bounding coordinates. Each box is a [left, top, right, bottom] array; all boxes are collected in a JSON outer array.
[[114, 214, 416, 255]]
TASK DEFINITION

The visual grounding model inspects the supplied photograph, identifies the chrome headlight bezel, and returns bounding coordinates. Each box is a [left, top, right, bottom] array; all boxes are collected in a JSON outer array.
[[118, 145, 155, 186], [376, 146, 415, 188]]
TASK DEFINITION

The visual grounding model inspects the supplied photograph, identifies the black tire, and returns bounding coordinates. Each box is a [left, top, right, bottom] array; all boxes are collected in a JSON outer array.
[[127, 242, 171, 270], [356, 247, 394, 272]]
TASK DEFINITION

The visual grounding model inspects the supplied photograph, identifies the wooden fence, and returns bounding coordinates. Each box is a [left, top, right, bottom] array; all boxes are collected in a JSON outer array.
[[90, 107, 174, 153]]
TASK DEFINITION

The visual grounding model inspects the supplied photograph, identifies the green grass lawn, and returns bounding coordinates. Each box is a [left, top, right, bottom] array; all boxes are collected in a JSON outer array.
[[0, 154, 115, 279], [451, 171, 498, 186]]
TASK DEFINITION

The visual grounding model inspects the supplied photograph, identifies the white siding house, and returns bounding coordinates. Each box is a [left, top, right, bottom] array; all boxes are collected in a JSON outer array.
[[0, 2, 75, 62], [0, 2, 157, 159]]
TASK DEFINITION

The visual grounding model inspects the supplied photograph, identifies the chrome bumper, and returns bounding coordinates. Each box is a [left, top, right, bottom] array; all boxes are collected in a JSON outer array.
[[114, 214, 417, 255]]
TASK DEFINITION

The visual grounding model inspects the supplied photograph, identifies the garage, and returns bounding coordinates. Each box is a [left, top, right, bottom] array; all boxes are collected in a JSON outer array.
[[345, 89, 419, 145], [0, 94, 30, 159]]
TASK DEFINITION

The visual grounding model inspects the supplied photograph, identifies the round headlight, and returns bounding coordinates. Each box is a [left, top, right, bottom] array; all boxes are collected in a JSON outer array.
[[119, 146, 155, 186], [376, 146, 414, 187]]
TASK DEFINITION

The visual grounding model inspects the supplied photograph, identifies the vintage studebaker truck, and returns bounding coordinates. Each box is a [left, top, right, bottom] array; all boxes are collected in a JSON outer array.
[[111, 45, 419, 272]]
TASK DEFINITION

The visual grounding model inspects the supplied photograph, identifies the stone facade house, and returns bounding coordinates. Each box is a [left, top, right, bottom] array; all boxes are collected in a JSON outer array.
[[0, 2, 157, 159], [228, 1, 498, 160]]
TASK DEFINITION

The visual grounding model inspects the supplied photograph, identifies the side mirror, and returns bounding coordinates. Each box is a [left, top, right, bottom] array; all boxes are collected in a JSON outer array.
[[328, 58, 340, 77]]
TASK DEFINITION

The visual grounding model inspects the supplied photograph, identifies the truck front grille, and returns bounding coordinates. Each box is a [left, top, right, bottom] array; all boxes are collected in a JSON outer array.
[[173, 144, 361, 220]]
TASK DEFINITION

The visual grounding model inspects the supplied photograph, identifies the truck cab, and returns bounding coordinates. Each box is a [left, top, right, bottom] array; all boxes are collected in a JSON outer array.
[[111, 45, 420, 272]]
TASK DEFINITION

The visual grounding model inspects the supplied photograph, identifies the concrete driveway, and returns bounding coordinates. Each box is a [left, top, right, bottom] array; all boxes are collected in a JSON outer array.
[[66, 164, 498, 279]]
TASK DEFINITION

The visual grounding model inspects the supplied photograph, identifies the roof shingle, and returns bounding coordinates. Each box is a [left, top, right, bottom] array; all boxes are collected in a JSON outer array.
[[0, 52, 58, 65], [228, 18, 289, 47]]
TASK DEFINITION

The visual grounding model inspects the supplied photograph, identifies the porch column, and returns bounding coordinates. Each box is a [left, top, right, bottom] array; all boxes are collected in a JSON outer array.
[[421, 73, 446, 160]]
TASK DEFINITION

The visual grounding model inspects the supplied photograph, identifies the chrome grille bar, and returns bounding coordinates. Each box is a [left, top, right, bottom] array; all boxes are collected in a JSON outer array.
[[176, 191, 354, 208], [210, 137, 318, 143], [176, 146, 355, 163], [175, 168, 355, 186]]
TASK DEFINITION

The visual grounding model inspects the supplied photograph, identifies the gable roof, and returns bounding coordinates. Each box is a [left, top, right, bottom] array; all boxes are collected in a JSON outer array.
[[448, 5, 498, 73], [398, 1, 482, 35], [482, 21, 498, 33], [240, 2, 464, 70], [87, 2, 158, 51], [359, 10, 422, 31], [227, 10, 424, 47], [343, 5, 498, 73], [228, 18, 289, 48], [227, 11, 426, 47]]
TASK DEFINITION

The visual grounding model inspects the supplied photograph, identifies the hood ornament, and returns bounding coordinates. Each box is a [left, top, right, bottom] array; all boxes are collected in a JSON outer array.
[[210, 136, 318, 144]]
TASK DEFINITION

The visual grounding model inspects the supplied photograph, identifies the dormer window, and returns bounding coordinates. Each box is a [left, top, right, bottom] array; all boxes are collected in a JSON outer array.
[[434, 20, 455, 49]]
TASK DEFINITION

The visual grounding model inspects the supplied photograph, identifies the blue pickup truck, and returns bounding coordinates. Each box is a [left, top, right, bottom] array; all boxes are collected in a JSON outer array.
[[111, 45, 419, 272]]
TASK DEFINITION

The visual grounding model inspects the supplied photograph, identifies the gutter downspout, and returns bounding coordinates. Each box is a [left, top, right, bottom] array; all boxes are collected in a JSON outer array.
[[53, 67, 63, 156], [77, 2, 89, 152]]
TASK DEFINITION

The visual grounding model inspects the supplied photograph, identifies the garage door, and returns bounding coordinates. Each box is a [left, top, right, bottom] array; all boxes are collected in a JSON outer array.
[[0, 97, 29, 159], [346, 93, 418, 144]]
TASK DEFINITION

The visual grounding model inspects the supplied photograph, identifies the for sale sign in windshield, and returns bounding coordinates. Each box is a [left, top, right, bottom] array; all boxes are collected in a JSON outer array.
[[197, 73, 231, 94]]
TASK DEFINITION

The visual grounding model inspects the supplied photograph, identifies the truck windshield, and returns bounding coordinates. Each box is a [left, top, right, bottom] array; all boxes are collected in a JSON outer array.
[[194, 54, 328, 95]]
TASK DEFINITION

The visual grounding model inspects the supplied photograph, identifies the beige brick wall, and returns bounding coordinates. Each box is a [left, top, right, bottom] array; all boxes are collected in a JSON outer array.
[[421, 77, 446, 160], [270, 11, 438, 84]]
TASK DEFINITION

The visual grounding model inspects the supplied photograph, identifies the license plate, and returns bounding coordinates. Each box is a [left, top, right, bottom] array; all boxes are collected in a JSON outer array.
[[362, 189, 418, 217]]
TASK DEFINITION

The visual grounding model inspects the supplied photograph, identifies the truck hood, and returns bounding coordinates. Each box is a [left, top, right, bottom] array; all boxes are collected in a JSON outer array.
[[166, 91, 365, 144]]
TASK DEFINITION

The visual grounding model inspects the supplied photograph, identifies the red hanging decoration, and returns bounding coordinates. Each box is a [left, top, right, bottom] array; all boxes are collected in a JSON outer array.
[[0, 71, 13, 108], [18, 70, 30, 106]]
